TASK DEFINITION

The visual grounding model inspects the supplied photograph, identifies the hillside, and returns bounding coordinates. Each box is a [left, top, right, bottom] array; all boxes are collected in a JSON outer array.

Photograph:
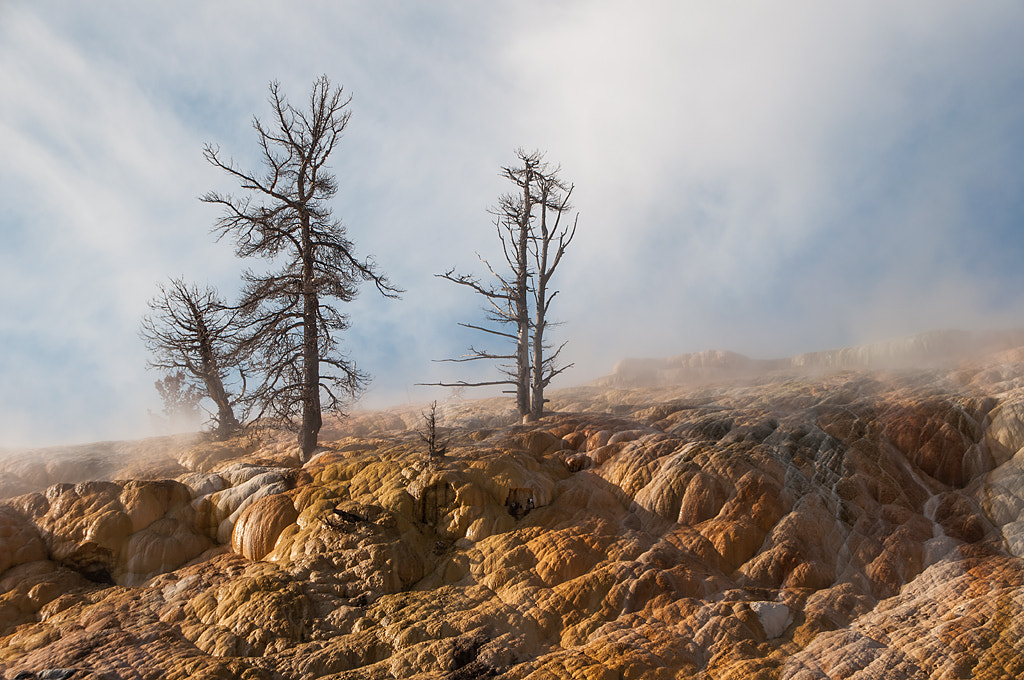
[[3, 333, 1024, 678]]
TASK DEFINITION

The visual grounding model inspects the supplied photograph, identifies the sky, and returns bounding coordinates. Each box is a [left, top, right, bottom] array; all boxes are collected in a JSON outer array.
[[2, 1, 1024, 447]]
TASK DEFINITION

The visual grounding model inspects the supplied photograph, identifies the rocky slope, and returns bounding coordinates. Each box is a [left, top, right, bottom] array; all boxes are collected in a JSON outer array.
[[4, 336, 1024, 679]]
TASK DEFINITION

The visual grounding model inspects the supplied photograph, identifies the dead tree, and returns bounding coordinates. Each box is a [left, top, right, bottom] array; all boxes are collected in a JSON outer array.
[[152, 371, 203, 423], [140, 279, 244, 437], [501, 152, 540, 415], [530, 174, 577, 419], [426, 150, 576, 419], [202, 76, 400, 460], [419, 400, 448, 458]]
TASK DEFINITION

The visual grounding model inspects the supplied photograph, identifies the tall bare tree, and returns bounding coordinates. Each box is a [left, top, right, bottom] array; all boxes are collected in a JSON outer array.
[[140, 279, 244, 437], [202, 76, 400, 459], [529, 174, 576, 419], [428, 149, 576, 419], [504, 153, 539, 415]]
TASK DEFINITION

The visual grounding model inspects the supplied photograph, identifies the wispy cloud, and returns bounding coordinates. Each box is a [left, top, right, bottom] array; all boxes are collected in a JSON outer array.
[[1, 1, 1023, 445], [497, 2, 1024, 361]]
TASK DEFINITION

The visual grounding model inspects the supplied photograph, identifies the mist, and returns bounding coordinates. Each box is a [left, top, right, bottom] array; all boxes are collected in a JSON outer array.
[[2, 1, 1024, 447]]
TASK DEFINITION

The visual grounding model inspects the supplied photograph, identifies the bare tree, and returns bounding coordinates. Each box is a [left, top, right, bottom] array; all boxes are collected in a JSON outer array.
[[419, 400, 448, 458], [202, 76, 400, 460], [140, 279, 244, 437], [152, 371, 203, 423], [529, 174, 577, 419], [503, 152, 539, 416], [427, 149, 576, 419]]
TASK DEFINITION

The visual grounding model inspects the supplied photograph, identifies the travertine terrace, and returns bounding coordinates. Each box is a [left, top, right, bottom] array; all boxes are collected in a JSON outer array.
[[3, 333, 1024, 679]]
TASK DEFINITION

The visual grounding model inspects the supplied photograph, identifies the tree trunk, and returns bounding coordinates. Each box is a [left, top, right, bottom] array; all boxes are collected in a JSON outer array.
[[204, 372, 239, 436], [515, 166, 533, 417], [530, 328, 544, 419], [300, 215, 321, 460], [193, 301, 240, 437], [300, 304, 322, 457], [530, 195, 549, 421]]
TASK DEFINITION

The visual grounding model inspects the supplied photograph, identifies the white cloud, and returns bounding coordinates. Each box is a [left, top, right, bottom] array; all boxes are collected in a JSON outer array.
[[1, 1, 1023, 445], [492, 1, 1024, 363], [0, 5, 240, 445]]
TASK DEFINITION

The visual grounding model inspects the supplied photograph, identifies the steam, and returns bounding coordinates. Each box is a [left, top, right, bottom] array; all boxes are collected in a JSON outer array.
[[2, 2, 1024, 445], [0, 434, 200, 500]]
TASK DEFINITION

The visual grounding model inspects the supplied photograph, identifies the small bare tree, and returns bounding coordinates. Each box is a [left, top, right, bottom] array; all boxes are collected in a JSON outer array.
[[202, 76, 400, 460], [419, 400, 448, 458], [140, 279, 245, 437], [426, 149, 576, 419], [152, 370, 203, 423]]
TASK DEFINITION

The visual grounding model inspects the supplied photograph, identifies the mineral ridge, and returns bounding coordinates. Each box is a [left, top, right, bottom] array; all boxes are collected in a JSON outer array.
[[3, 335, 1024, 679]]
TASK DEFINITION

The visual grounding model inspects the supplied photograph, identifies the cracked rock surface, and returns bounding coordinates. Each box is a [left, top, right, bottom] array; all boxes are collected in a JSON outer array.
[[5, 344, 1024, 678]]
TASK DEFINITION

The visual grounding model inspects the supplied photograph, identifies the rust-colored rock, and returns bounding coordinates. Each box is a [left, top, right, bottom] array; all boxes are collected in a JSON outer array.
[[0, 506, 46, 577], [231, 493, 298, 560], [5, 339, 1024, 679]]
